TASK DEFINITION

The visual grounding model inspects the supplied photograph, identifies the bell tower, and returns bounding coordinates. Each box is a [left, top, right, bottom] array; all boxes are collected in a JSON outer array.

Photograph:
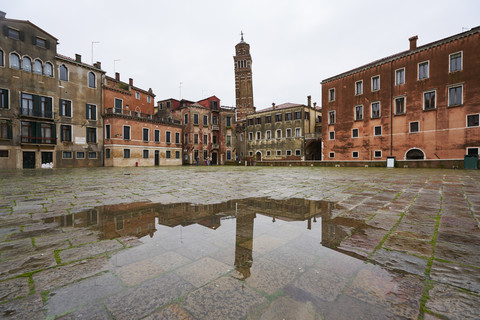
[[234, 32, 255, 121]]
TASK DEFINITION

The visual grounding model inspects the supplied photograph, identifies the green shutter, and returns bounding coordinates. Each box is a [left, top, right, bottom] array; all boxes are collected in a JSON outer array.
[[34, 122, 41, 143], [33, 95, 40, 117], [46, 97, 53, 118], [86, 104, 89, 119], [52, 123, 56, 144], [7, 120, 12, 139], [2, 90, 7, 108]]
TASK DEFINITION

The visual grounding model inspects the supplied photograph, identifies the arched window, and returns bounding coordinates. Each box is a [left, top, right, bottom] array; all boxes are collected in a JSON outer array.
[[22, 56, 32, 72], [10, 53, 20, 69], [59, 64, 68, 81], [44, 62, 53, 77], [0, 50, 4, 66], [33, 59, 42, 74], [88, 71, 96, 88], [406, 148, 425, 160]]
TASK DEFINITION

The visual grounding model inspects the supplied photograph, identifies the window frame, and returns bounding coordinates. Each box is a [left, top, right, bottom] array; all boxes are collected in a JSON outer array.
[[352, 151, 359, 158], [467, 114, 479, 128], [22, 56, 32, 72], [88, 71, 96, 88], [371, 102, 381, 119], [166, 131, 171, 143], [62, 151, 73, 159], [154, 129, 160, 142], [449, 51, 462, 73], [352, 128, 359, 138], [295, 127, 301, 137], [276, 150, 282, 156], [354, 105, 363, 121], [266, 130, 271, 139], [143, 128, 149, 142], [86, 127, 97, 143], [0, 88, 9, 109], [418, 61, 429, 80], [371, 75, 380, 92], [10, 53, 20, 69], [76, 151, 85, 159], [328, 88, 335, 102], [123, 149, 131, 159], [59, 64, 68, 81], [423, 90, 436, 111], [60, 124, 72, 142], [143, 150, 149, 159], [355, 80, 363, 95], [276, 129, 282, 139], [328, 110, 335, 124], [374, 150, 382, 158], [329, 131, 335, 140], [394, 96, 406, 115], [395, 68, 405, 86], [285, 128, 292, 138], [409, 121, 419, 133], [60, 99, 72, 117], [374, 125, 382, 136], [123, 125, 131, 140], [329, 152, 335, 159], [86, 104, 97, 120], [447, 84, 463, 107]]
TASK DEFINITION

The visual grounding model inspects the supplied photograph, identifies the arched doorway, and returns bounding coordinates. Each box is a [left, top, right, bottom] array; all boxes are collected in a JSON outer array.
[[405, 148, 425, 160], [305, 141, 322, 160], [255, 151, 262, 161]]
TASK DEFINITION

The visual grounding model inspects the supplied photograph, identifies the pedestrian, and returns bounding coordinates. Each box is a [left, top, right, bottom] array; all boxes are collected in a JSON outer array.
[[196, 157, 199, 166], [207, 157, 210, 166]]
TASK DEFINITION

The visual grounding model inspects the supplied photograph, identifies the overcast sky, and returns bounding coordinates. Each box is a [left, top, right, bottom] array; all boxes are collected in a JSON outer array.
[[3, 0, 480, 110]]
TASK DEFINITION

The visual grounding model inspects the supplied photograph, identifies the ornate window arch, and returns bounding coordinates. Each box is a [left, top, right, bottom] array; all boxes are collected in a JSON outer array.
[[22, 56, 32, 72], [405, 148, 425, 160], [88, 71, 96, 88], [9, 52, 20, 69], [33, 59, 43, 74]]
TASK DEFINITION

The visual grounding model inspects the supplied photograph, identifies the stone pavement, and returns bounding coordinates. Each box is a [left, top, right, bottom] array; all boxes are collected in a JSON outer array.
[[0, 166, 479, 319]]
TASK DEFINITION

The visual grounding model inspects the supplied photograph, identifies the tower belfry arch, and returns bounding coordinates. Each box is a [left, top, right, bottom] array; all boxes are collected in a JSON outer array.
[[234, 32, 255, 121]]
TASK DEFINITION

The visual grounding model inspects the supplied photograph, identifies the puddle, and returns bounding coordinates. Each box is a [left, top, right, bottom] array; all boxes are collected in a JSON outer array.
[[6, 198, 427, 319]]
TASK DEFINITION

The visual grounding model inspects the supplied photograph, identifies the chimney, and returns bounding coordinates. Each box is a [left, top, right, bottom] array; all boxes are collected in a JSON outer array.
[[115, 72, 120, 81], [272, 103, 276, 110], [313, 102, 317, 108], [75, 54, 81, 63], [409, 36, 418, 51], [94, 61, 101, 69], [307, 95, 311, 107], [0, 11, 6, 19], [129, 78, 133, 86]]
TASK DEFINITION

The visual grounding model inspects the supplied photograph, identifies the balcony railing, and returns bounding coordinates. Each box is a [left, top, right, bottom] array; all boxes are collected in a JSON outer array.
[[21, 108, 54, 119], [212, 124, 219, 131], [21, 136, 56, 144], [211, 143, 219, 149], [104, 108, 181, 124], [305, 132, 322, 140]]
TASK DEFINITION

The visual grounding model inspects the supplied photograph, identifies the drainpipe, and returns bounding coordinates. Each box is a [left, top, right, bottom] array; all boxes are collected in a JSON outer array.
[[390, 60, 393, 156]]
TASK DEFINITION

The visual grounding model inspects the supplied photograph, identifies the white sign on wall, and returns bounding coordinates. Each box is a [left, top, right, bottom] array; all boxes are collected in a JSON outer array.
[[75, 137, 86, 145]]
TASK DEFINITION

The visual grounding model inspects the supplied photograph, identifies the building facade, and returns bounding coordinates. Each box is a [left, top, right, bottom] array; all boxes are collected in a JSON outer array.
[[245, 99, 320, 161], [0, 11, 104, 169], [103, 73, 182, 167], [321, 27, 480, 162]]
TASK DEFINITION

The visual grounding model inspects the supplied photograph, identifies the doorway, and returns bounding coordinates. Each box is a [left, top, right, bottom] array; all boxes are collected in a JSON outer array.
[[41, 152, 53, 165], [405, 148, 425, 160], [256, 151, 262, 161], [211, 152, 217, 165], [154, 150, 159, 166], [23, 152, 35, 169]]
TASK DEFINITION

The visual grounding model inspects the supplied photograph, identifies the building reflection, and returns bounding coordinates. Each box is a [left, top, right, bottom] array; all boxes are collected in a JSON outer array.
[[44, 197, 357, 279]]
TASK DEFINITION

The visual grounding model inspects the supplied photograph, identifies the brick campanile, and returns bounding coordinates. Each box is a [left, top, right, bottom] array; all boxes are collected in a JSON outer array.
[[234, 32, 255, 121]]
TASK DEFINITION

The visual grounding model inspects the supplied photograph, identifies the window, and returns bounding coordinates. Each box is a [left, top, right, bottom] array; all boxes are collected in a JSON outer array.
[[22, 56, 32, 72], [248, 118, 254, 126], [135, 92, 140, 99], [449, 52, 462, 72], [143, 150, 149, 159], [286, 128, 292, 138], [355, 105, 363, 121], [275, 114, 282, 122], [194, 114, 199, 125], [227, 150, 232, 160], [44, 62, 53, 77], [371, 76, 380, 91], [240, 133, 243, 141], [328, 88, 335, 101], [266, 150, 271, 156], [143, 128, 149, 141], [105, 124, 111, 139], [86, 104, 97, 120], [329, 152, 335, 158], [114, 98, 123, 114], [88, 152, 97, 159], [1, 89, 9, 109], [88, 72, 96, 88], [294, 111, 302, 120], [424, 91, 436, 110], [410, 121, 419, 133], [374, 151, 382, 158], [175, 151, 180, 159], [286, 150, 292, 156], [248, 132, 253, 140], [166, 101, 171, 109], [0, 120, 12, 139], [467, 148, 479, 156], [467, 114, 479, 127], [166, 131, 171, 143], [266, 130, 271, 139], [211, 100, 218, 111], [276, 150, 282, 156], [123, 149, 130, 158], [0, 150, 8, 157], [60, 99, 72, 117], [249, 151, 254, 157], [256, 131, 261, 140], [76, 152, 85, 159], [105, 149, 111, 158], [285, 113, 292, 121], [212, 116, 218, 125], [374, 126, 382, 136], [329, 131, 335, 140], [59, 64, 68, 81], [295, 127, 301, 137], [154, 130, 160, 142], [194, 133, 199, 144], [166, 150, 171, 159], [35, 37, 46, 48], [395, 97, 405, 114], [123, 126, 131, 140], [86, 127, 96, 143], [226, 116, 232, 127], [295, 150, 301, 156], [63, 151, 72, 159], [395, 68, 405, 85], [184, 114, 188, 125], [21, 93, 53, 118], [418, 61, 429, 80], [175, 132, 180, 144], [265, 115, 272, 123], [203, 115, 208, 126], [352, 151, 359, 158], [33, 59, 42, 74], [276, 129, 282, 139], [371, 102, 380, 118], [0, 50, 3, 66], [60, 125, 72, 142], [355, 80, 363, 95], [448, 85, 463, 106], [255, 117, 261, 125], [352, 128, 359, 138], [328, 110, 335, 124], [8, 28, 20, 40], [10, 53, 20, 69]]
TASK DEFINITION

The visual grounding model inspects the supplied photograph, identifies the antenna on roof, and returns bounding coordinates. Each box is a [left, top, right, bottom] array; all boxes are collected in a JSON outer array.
[[91, 41, 99, 64], [179, 82, 183, 99], [462, 27, 469, 32]]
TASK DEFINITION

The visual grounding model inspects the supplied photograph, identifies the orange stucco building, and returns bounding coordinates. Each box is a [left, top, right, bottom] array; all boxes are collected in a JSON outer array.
[[321, 27, 480, 164]]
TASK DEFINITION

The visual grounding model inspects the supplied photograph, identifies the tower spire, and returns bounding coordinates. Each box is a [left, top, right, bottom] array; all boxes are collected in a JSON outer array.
[[240, 31, 244, 43]]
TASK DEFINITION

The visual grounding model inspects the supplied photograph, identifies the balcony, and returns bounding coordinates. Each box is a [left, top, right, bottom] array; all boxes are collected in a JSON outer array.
[[212, 124, 219, 131], [305, 132, 322, 140], [211, 143, 219, 149], [21, 108, 54, 120], [105, 108, 152, 119], [21, 136, 56, 144]]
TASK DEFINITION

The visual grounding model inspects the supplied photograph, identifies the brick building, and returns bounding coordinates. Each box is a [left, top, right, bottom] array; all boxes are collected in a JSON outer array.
[[0, 11, 105, 169], [157, 96, 235, 165], [103, 73, 182, 167], [321, 27, 480, 163]]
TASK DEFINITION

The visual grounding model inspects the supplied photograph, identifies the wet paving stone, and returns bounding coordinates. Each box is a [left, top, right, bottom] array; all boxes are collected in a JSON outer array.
[[426, 283, 480, 320], [175, 257, 232, 288], [0, 277, 30, 301], [0, 252, 57, 280], [430, 260, 480, 293], [370, 248, 428, 277], [263, 244, 317, 272], [143, 303, 194, 320], [0, 293, 44, 320], [323, 295, 401, 320], [241, 257, 296, 294], [58, 239, 124, 263], [383, 235, 433, 258], [183, 276, 267, 320], [46, 272, 123, 317], [246, 296, 319, 320], [56, 303, 110, 320]]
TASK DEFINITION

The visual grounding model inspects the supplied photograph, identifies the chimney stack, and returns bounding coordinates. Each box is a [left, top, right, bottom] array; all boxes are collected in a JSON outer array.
[[75, 54, 81, 63], [94, 61, 101, 69], [129, 78, 133, 86], [409, 36, 418, 51], [272, 103, 276, 110], [0, 11, 6, 19], [313, 102, 317, 108], [115, 72, 120, 81], [307, 95, 311, 107]]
